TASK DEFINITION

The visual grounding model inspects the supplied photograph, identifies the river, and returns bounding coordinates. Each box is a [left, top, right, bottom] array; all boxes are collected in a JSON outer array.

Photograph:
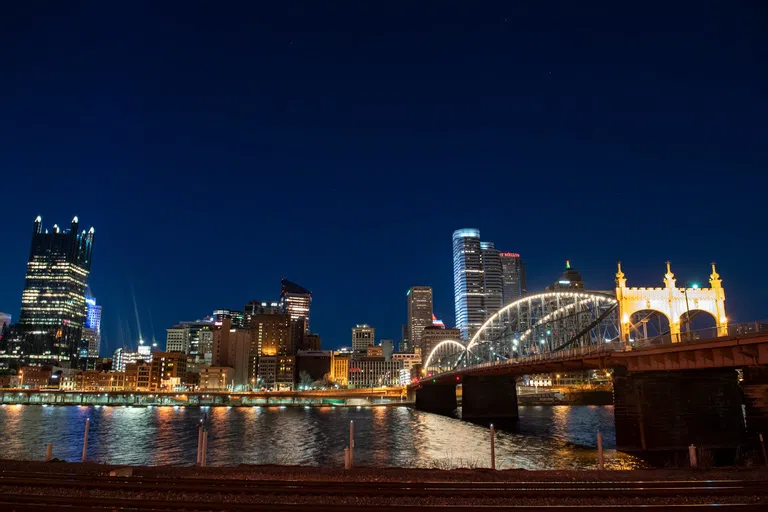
[[0, 404, 645, 469]]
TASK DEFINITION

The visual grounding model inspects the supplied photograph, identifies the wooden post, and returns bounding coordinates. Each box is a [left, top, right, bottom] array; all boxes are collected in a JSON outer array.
[[45, 443, 53, 462], [196, 423, 203, 465], [81, 418, 90, 463], [344, 448, 350, 470], [759, 433, 767, 466], [490, 424, 496, 470], [201, 430, 208, 467], [597, 431, 604, 470], [689, 444, 697, 468], [349, 421, 354, 468]]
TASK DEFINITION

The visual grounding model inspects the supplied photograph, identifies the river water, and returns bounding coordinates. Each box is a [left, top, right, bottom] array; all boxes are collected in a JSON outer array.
[[0, 404, 645, 469]]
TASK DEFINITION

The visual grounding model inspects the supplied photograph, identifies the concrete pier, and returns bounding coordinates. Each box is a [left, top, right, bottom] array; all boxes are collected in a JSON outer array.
[[414, 383, 457, 416], [613, 367, 745, 452], [461, 375, 518, 423]]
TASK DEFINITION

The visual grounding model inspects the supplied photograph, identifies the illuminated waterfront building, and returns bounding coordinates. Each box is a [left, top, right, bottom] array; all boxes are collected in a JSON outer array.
[[199, 366, 233, 390], [392, 352, 421, 371], [18, 216, 94, 366], [500, 252, 527, 302], [124, 361, 151, 391], [407, 286, 433, 352], [211, 317, 250, 389], [348, 357, 404, 388], [149, 351, 188, 391], [351, 324, 375, 352], [280, 279, 312, 355], [331, 352, 350, 386]]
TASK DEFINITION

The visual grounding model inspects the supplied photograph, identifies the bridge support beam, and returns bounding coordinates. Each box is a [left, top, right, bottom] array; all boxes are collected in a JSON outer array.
[[742, 366, 768, 440], [613, 367, 745, 452], [461, 375, 518, 424], [414, 384, 457, 416]]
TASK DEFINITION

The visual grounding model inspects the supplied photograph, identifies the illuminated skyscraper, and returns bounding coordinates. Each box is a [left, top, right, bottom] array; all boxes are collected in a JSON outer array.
[[500, 252, 526, 303], [280, 279, 311, 354], [452, 229, 485, 340], [18, 216, 94, 366], [407, 286, 433, 352], [84, 296, 102, 358], [480, 242, 503, 316]]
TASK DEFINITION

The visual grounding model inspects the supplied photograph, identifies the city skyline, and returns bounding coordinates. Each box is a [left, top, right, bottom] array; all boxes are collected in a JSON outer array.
[[0, 3, 765, 353]]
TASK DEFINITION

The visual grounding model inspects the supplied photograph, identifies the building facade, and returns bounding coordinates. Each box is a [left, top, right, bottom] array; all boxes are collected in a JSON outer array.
[[500, 252, 526, 303], [331, 353, 350, 386], [149, 351, 188, 391], [199, 366, 233, 390], [280, 279, 312, 355], [351, 324, 375, 352], [18, 216, 94, 366], [407, 286, 433, 352], [348, 357, 404, 388], [296, 350, 332, 385], [84, 296, 102, 358], [421, 326, 462, 362], [480, 242, 503, 315]]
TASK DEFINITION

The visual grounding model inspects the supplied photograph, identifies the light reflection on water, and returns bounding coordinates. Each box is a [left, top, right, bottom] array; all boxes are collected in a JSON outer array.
[[0, 405, 645, 469]]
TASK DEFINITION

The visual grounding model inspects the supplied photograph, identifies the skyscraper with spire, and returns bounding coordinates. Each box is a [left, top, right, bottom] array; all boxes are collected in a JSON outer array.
[[18, 216, 94, 366]]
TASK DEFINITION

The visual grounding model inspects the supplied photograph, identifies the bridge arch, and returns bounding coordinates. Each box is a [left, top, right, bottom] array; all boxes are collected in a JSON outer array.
[[466, 290, 618, 354], [423, 339, 466, 370]]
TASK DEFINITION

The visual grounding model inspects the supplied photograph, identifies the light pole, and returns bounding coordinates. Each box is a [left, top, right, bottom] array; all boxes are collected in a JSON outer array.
[[683, 283, 699, 342]]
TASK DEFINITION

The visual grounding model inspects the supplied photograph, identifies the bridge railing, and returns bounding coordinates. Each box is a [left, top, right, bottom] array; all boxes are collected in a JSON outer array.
[[631, 320, 768, 349]]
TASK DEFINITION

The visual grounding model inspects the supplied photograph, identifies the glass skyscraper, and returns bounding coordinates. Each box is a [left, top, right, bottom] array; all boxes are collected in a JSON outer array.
[[500, 252, 527, 303], [18, 216, 94, 366], [407, 286, 433, 352], [452, 229, 485, 340]]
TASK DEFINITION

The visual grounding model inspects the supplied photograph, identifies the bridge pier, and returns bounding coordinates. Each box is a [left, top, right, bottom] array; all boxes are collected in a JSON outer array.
[[613, 367, 745, 453], [414, 383, 457, 416], [742, 366, 768, 439], [461, 375, 518, 424]]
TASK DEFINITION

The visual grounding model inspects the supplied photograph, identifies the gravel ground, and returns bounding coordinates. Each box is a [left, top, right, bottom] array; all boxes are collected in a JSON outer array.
[[1, 460, 767, 507]]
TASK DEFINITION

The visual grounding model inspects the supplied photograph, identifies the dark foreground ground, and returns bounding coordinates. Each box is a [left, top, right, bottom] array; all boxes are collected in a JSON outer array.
[[0, 460, 767, 510]]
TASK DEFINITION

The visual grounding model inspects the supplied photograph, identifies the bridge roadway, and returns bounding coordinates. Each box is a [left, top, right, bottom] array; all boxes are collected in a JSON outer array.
[[0, 387, 405, 407], [410, 331, 768, 454]]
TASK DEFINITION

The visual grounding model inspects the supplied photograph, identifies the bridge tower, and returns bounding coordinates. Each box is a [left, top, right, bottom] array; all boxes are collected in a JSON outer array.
[[616, 262, 727, 343]]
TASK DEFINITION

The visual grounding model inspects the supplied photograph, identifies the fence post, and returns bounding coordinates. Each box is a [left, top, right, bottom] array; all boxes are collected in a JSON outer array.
[[760, 433, 767, 466], [344, 448, 350, 470], [81, 418, 90, 463], [490, 424, 496, 470], [349, 420, 355, 468], [196, 423, 203, 465], [597, 431, 604, 470], [689, 444, 697, 468], [45, 442, 53, 462]]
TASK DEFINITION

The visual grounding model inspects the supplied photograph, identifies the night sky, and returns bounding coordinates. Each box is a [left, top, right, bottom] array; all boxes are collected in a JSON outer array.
[[1, 2, 766, 353]]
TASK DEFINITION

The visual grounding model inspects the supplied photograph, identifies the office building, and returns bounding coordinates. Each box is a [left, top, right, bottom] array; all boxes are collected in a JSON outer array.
[[280, 279, 311, 355], [421, 326, 462, 362], [548, 260, 585, 290], [453, 229, 513, 339], [19, 365, 54, 388], [399, 324, 409, 353], [243, 300, 281, 324], [276, 355, 296, 390], [500, 252, 526, 302], [452, 229, 485, 340], [124, 362, 151, 391], [331, 353, 350, 386], [367, 345, 383, 357], [392, 352, 421, 372], [213, 309, 245, 328], [348, 358, 404, 388], [84, 296, 102, 357], [165, 320, 213, 358], [257, 356, 277, 388], [407, 286, 433, 352], [149, 351, 188, 391], [480, 242, 503, 315], [199, 366, 233, 391], [301, 333, 321, 351], [211, 318, 250, 389], [18, 216, 94, 366], [351, 324, 375, 352]]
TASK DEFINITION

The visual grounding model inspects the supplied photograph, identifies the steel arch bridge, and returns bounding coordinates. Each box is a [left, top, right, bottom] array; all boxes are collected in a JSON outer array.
[[422, 290, 621, 374]]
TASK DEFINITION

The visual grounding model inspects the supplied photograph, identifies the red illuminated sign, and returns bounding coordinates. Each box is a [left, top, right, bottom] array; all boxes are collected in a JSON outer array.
[[499, 253, 520, 258]]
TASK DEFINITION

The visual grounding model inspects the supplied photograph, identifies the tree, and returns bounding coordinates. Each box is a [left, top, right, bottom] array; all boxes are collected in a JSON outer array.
[[298, 370, 314, 389]]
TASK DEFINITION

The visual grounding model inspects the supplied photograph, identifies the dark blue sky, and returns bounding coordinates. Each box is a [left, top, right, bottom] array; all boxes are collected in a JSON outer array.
[[1, 2, 766, 353]]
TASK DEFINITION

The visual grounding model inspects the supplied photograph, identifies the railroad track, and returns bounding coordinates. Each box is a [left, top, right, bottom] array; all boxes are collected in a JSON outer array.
[[0, 494, 766, 512], [0, 471, 764, 510]]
